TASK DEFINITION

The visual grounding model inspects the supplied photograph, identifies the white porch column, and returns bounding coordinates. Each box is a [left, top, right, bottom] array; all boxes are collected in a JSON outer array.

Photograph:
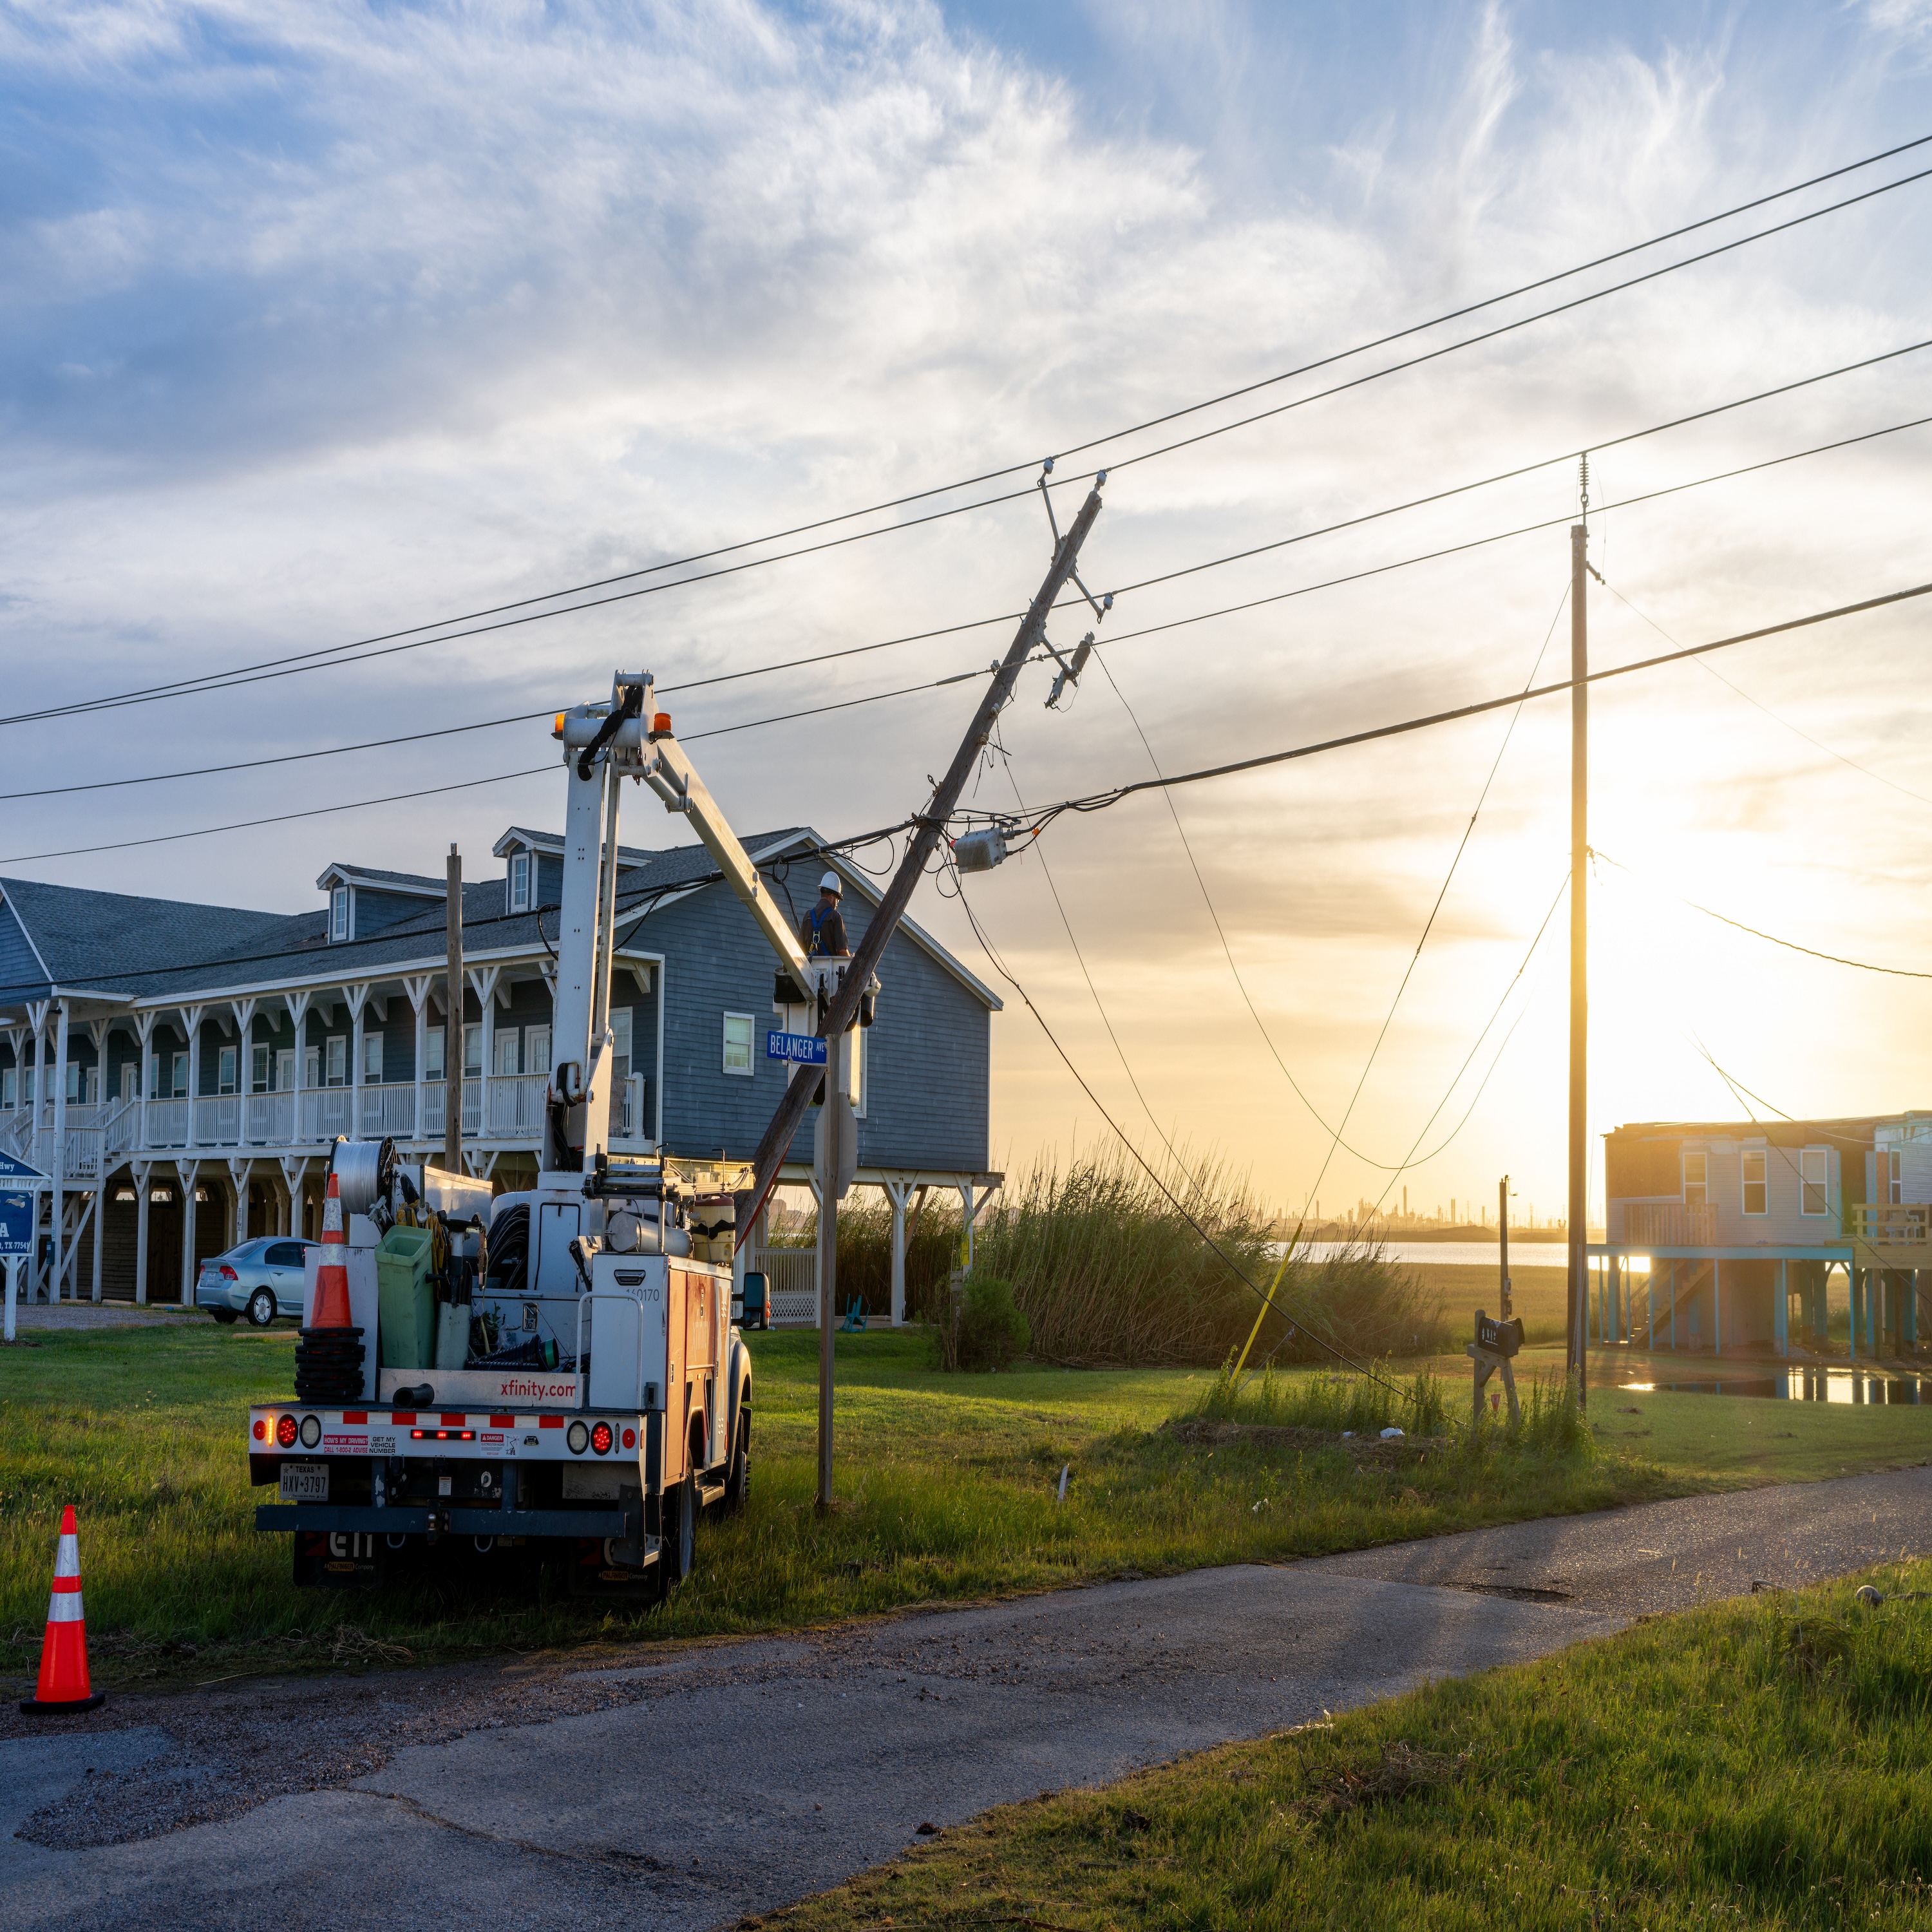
[[884, 1177, 911, 1328], [280, 1155, 307, 1242], [180, 1005, 205, 1155], [469, 965, 501, 1140], [284, 990, 312, 1150], [404, 974, 433, 1153], [229, 1155, 251, 1249], [231, 999, 258, 1153], [135, 1010, 156, 1156], [132, 1160, 153, 1305], [24, 1004, 47, 1299], [178, 1159, 200, 1306], [50, 997, 69, 1303], [343, 984, 369, 1141]]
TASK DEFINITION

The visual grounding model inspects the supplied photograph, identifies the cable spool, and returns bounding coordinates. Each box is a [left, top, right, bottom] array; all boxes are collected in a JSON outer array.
[[328, 1137, 395, 1218]]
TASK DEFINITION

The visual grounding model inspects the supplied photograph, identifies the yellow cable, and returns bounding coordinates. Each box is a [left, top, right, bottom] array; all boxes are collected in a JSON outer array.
[[1231, 1220, 1303, 1382]]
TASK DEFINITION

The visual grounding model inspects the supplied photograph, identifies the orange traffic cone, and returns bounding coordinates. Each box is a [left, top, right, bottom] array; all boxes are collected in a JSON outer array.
[[312, 1170, 352, 1327], [19, 1505, 106, 1716]]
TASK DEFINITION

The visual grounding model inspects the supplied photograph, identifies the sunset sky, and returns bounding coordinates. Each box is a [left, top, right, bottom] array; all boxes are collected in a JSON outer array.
[[5, 1, 1931, 1224]]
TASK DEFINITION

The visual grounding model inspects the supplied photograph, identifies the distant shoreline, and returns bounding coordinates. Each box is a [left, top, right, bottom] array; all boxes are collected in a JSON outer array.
[[1294, 1226, 1592, 1245]]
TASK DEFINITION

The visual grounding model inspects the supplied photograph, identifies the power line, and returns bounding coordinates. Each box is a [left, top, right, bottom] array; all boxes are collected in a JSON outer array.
[[950, 867, 1423, 1404], [13, 354, 1928, 782], [985, 580, 1932, 833], [1591, 847, 1932, 981], [12, 153, 1929, 732]]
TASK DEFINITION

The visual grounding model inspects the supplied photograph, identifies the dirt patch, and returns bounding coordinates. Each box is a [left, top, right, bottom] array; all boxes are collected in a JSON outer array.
[[1293, 1739, 1460, 1826], [1166, 1419, 1455, 1466]]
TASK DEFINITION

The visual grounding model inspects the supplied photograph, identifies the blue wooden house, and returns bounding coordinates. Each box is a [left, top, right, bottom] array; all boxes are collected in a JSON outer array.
[[0, 826, 999, 1323]]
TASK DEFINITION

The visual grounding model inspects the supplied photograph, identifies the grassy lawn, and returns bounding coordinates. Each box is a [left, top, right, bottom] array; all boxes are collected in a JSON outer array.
[[754, 1557, 1932, 1931], [5, 1320, 1932, 1690]]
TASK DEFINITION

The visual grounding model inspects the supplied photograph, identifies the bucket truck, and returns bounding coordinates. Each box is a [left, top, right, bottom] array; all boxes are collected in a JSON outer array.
[[247, 674, 862, 1599]]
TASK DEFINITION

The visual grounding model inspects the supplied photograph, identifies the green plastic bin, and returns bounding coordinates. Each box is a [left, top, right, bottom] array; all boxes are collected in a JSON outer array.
[[375, 1224, 437, 1370]]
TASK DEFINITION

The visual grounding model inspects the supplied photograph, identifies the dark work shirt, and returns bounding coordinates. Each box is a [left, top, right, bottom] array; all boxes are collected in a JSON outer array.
[[800, 901, 849, 956]]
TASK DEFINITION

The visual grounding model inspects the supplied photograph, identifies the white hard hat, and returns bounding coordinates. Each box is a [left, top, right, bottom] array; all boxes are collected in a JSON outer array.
[[819, 871, 841, 894]]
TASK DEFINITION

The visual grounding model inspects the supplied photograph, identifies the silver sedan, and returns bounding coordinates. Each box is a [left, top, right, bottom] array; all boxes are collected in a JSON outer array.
[[195, 1237, 317, 1327]]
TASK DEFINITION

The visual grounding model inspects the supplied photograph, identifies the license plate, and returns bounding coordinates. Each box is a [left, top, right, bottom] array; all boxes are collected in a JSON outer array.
[[279, 1463, 329, 1503]]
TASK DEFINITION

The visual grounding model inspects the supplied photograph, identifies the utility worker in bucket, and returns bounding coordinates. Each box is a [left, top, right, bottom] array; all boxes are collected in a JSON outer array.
[[800, 871, 850, 957]]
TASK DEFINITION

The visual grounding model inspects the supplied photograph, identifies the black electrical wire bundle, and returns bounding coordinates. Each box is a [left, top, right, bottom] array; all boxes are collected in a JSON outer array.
[[485, 1202, 529, 1298]]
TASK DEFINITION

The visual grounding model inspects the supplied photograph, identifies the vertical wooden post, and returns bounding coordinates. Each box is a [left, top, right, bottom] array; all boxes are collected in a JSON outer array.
[[445, 846, 464, 1178], [1567, 508, 1589, 1408], [1498, 1175, 1511, 1321]]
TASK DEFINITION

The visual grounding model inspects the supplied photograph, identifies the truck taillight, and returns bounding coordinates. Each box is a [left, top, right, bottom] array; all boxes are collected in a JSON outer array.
[[591, 1421, 614, 1455], [276, 1415, 298, 1448], [566, 1421, 589, 1454], [622, 1427, 636, 1450], [252, 1419, 267, 1441]]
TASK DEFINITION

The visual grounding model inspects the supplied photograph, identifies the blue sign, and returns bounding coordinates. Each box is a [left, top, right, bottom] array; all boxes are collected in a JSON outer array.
[[0, 1151, 48, 1182], [766, 1030, 828, 1066], [0, 1193, 32, 1258]]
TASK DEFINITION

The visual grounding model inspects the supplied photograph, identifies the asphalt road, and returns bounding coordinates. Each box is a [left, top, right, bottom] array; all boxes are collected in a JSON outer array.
[[5, 1463, 1930, 1932]]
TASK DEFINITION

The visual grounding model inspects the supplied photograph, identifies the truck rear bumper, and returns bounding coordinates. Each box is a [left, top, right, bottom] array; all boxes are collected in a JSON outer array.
[[255, 1504, 632, 1539]]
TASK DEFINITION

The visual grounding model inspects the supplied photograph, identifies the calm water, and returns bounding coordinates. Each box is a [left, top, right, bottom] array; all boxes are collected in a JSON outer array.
[[1296, 1240, 1612, 1269], [1622, 1369, 1931, 1405]]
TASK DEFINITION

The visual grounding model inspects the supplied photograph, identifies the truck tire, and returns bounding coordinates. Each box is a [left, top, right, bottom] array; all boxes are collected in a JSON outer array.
[[724, 1401, 750, 1513]]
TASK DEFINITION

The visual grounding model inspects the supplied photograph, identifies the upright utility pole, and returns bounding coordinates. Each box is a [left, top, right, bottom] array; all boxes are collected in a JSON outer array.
[[1499, 1175, 1511, 1323], [1567, 477, 1589, 1409], [815, 1028, 851, 1508], [739, 483, 1107, 1510], [444, 844, 464, 1178]]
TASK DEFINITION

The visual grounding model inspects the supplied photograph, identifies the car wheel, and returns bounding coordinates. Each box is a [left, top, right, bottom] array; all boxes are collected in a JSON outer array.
[[245, 1287, 276, 1328], [211, 1309, 239, 1326], [724, 1399, 750, 1513]]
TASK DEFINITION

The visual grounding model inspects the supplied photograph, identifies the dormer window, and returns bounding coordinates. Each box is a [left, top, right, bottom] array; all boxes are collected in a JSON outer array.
[[330, 885, 351, 942], [509, 851, 531, 914]]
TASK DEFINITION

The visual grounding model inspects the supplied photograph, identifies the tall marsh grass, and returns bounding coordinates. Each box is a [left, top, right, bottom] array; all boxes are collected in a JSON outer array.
[[788, 1141, 1449, 1368]]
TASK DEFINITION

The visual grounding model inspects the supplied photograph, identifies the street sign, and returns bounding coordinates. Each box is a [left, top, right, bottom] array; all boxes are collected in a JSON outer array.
[[0, 1151, 49, 1184], [766, 1030, 827, 1066], [0, 1191, 33, 1258]]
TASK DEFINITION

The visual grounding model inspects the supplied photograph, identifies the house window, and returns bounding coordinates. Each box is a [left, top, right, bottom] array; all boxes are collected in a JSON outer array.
[[1886, 1148, 1902, 1207], [330, 885, 351, 942], [723, 1012, 753, 1076], [1801, 1148, 1830, 1217], [463, 1024, 482, 1077], [1, 1066, 14, 1108], [493, 1030, 519, 1077], [1683, 1150, 1708, 1206], [325, 1036, 347, 1086], [218, 1046, 238, 1095], [1741, 1148, 1768, 1217], [363, 1032, 383, 1083], [424, 1029, 445, 1081], [66, 1061, 82, 1104], [120, 1063, 137, 1104], [525, 1024, 552, 1075], [252, 1044, 271, 1093], [276, 1048, 294, 1092], [509, 851, 531, 914], [171, 1052, 189, 1098], [304, 1045, 321, 1089]]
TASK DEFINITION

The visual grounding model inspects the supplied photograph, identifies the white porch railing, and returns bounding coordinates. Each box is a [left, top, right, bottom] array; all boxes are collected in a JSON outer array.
[[752, 1247, 820, 1327]]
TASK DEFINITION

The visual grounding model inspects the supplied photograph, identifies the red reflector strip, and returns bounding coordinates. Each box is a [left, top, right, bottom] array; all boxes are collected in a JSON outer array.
[[392, 1412, 417, 1425], [410, 1428, 476, 1441], [343, 1411, 368, 1424], [440, 1412, 467, 1425], [489, 1414, 516, 1428], [539, 1416, 564, 1429]]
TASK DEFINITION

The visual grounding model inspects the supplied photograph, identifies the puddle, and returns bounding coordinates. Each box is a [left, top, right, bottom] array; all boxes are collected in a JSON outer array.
[[1620, 1370, 1932, 1404]]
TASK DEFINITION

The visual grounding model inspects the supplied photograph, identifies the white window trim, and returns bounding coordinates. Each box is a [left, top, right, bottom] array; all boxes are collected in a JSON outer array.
[[463, 1023, 482, 1078], [524, 1025, 551, 1075], [1799, 1145, 1831, 1217], [493, 1028, 520, 1077], [325, 1035, 347, 1087], [172, 1051, 190, 1098], [1682, 1149, 1709, 1206], [508, 851, 531, 915], [251, 1043, 272, 1093], [1740, 1146, 1769, 1217], [722, 1011, 755, 1077], [330, 884, 352, 943], [218, 1045, 238, 1096], [363, 1030, 384, 1083]]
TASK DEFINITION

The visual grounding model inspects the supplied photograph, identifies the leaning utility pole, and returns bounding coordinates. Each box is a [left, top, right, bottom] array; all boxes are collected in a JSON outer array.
[[740, 483, 1108, 1509], [444, 844, 464, 1178], [1566, 471, 1589, 1409]]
